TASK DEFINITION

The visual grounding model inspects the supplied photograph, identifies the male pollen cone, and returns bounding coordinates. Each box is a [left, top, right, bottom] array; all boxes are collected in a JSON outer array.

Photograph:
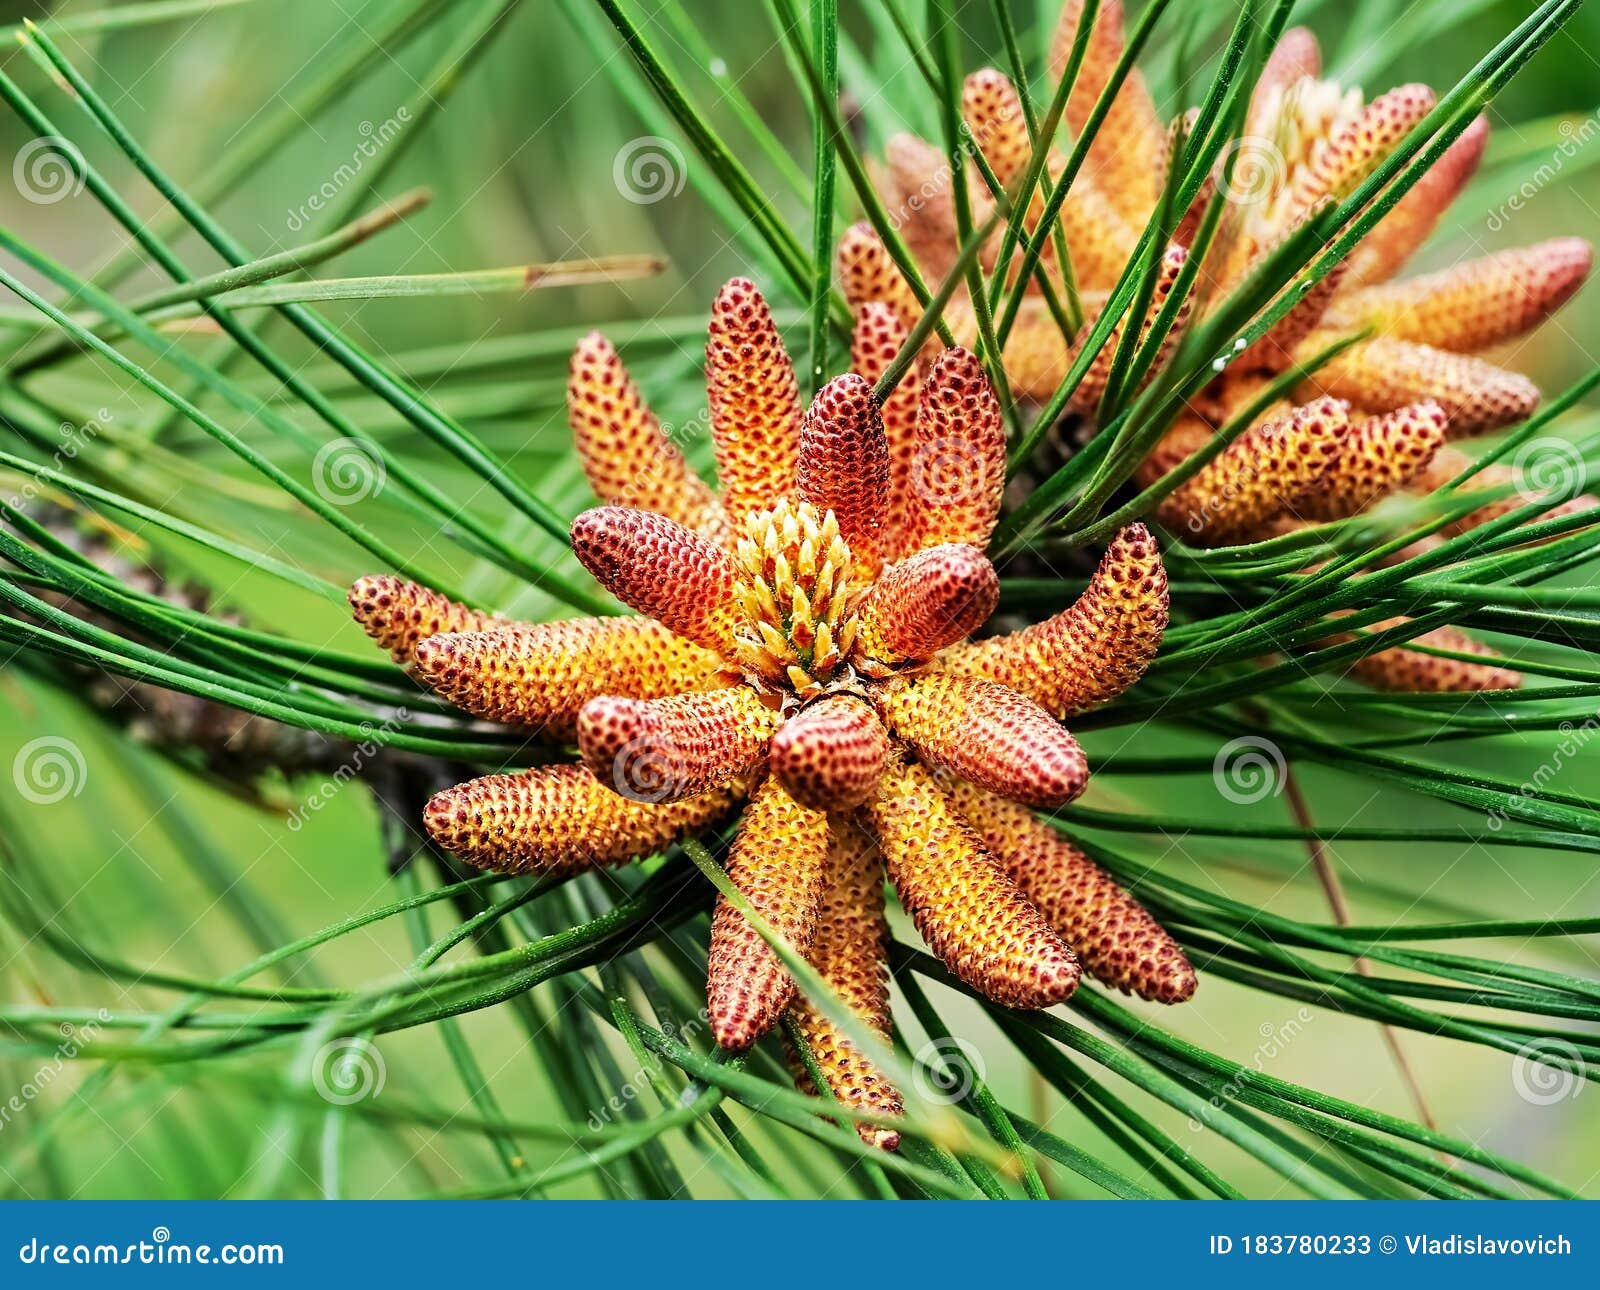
[[867, 762, 1081, 1008], [855, 543, 999, 665], [942, 522, 1169, 717], [1343, 619, 1521, 693], [795, 372, 891, 568], [785, 823, 903, 1150], [567, 331, 723, 536], [707, 776, 829, 1051], [576, 688, 778, 804], [1289, 401, 1447, 523], [1345, 115, 1488, 287], [570, 506, 739, 653], [348, 574, 505, 667], [948, 780, 1197, 1004], [849, 302, 920, 552], [1299, 335, 1539, 437], [871, 674, 1089, 809], [706, 277, 802, 532], [768, 695, 891, 812], [900, 346, 1005, 554], [422, 764, 731, 876], [1329, 237, 1594, 352], [410, 618, 722, 737]]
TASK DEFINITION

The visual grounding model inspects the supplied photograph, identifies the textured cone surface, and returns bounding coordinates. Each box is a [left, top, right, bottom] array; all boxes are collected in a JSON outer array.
[[851, 302, 921, 554], [567, 332, 724, 536], [1246, 28, 1322, 134], [707, 777, 830, 1050], [1330, 237, 1592, 353], [962, 68, 1031, 188], [1299, 334, 1539, 437], [1070, 245, 1189, 413], [577, 686, 779, 804], [423, 764, 731, 875], [837, 221, 921, 330], [942, 523, 1168, 717], [1056, 175, 1139, 293], [1156, 397, 1348, 544], [856, 544, 999, 666], [985, 297, 1073, 400], [870, 673, 1088, 808], [885, 133, 959, 281], [1346, 116, 1488, 288], [1050, 0, 1163, 223], [769, 695, 891, 812], [1238, 248, 1347, 373], [570, 506, 740, 653], [411, 618, 724, 737], [1344, 619, 1521, 693], [1291, 401, 1446, 523], [948, 781, 1196, 1003], [786, 822, 903, 1150], [348, 575, 505, 667], [795, 373, 891, 568], [899, 347, 1005, 555], [706, 278, 803, 532], [867, 762, 1080, 1008], [1285, 83, 1436, 221]]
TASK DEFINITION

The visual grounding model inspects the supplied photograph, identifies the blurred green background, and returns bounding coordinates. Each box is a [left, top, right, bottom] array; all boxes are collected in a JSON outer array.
[[0, 0, 1596, 1198]]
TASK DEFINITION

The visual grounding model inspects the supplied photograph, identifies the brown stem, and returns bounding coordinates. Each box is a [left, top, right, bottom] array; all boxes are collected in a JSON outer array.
[[1281, 767, 1445, 1142]]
